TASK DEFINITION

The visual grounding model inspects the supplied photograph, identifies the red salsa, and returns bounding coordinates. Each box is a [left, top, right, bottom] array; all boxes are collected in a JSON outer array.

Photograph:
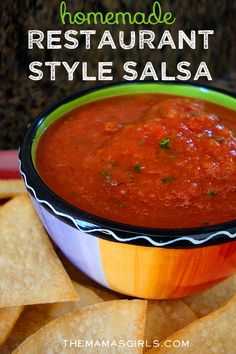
[[36, 94, 236, 228]]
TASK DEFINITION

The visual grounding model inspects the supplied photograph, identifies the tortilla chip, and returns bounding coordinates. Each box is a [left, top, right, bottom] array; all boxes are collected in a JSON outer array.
[[145, 294, 236, 353], [184, 275, 236, 317], [45, 282, 103, 318], [1, 282, 103, 353], [0, 306, 24, 346], [13, 300, 147, 354], [0, 195, 79, 307], [57, 248, 124, 300], [0, 179, 26, 199], [0, 199, 9, 206], [144, 300, 196, 351], [86, 284, 124, 301]]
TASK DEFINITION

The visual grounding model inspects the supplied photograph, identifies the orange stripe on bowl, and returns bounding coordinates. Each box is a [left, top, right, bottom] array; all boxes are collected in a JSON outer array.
[[99, 238, 236, 299]]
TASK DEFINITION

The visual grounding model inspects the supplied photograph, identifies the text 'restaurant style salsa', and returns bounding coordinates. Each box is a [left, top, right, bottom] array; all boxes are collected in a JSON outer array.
[[36, 94, 236, 228]]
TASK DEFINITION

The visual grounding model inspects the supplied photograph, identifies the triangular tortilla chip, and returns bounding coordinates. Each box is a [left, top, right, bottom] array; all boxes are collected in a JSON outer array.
[[85, 284, 124, 301], [13, 300, 147, 354], [145, 294, 236, 353], [1, 282, 103, 353], [144, 300, 196, 351], [184, 275, 236, 317], [0, 194, 79, 307], [0, 179, 26, 199], [0, 306, 24, 346]]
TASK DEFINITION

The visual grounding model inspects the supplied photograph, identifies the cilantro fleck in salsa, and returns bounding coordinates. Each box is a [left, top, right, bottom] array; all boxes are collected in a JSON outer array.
[[36, 94, 236, 228]]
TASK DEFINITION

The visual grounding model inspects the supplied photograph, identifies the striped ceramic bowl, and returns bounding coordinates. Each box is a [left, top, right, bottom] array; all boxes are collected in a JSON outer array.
[[19, 83, 236, 299]]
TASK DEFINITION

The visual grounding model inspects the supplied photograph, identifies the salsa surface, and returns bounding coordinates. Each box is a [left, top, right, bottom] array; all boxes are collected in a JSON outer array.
[[36, 94, 236, 228]]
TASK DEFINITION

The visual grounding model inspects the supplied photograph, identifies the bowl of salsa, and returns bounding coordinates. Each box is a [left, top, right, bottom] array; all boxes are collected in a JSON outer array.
[[19, 83, 236, 299]]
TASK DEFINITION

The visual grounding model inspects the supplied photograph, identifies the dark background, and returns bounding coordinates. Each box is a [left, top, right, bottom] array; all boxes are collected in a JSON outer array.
[[1, 0, 235, 149]]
